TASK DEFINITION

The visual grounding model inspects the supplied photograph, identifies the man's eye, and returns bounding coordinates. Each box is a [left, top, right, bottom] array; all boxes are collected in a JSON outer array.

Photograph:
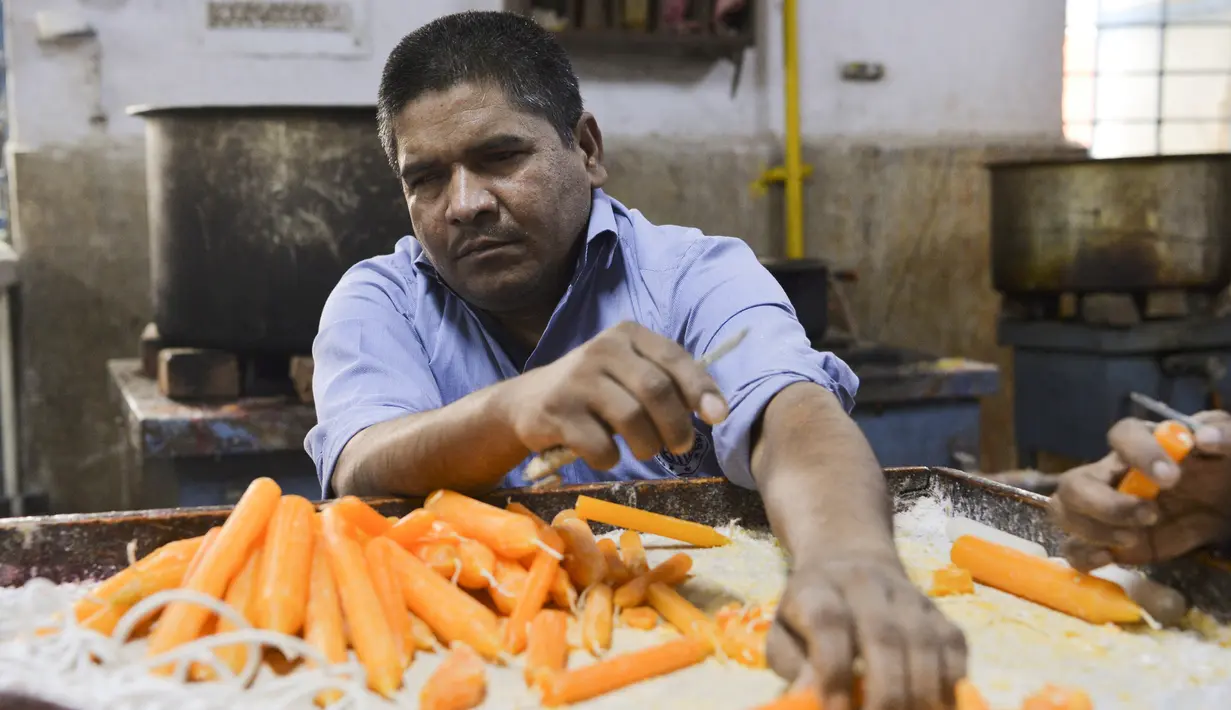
[[409, 174, 443, 190], [488, 151, 520, 163]]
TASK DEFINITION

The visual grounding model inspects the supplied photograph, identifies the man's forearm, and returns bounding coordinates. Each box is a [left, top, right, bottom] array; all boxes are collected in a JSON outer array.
[[750, 382, 898, 564], [333, 380, 529, 498]]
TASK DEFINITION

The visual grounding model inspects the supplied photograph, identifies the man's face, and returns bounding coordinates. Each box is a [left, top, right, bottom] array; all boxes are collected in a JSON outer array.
[[392, 82, 605, 314]]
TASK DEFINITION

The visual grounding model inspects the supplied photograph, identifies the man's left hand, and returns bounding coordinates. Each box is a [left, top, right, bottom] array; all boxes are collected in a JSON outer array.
[[766, 553, 967, 710]]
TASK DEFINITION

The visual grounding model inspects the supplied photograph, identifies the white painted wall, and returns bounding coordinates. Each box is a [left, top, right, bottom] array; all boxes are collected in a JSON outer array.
[[4, 0, 1065, 150]]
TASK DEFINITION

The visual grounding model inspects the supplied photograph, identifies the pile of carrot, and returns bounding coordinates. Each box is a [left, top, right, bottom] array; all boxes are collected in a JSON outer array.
[[65, 477, 807, 709], [74, 477, 1099, 708]]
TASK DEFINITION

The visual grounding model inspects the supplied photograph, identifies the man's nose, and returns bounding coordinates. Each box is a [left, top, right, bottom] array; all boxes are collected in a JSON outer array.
[[445, 166, 497, 225]]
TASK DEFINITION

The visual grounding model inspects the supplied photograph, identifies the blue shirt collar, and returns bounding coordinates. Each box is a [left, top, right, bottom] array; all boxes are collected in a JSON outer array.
[[411, 188, 618, 278]]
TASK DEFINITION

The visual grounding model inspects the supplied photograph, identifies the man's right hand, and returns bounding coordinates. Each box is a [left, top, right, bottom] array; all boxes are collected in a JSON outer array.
[[1049, 410, 1231, 571], [496, 321, 730, 469]]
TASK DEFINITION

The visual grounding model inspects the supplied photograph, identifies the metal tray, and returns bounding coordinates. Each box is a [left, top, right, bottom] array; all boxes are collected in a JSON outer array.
[[2, 467, 1227, 619]]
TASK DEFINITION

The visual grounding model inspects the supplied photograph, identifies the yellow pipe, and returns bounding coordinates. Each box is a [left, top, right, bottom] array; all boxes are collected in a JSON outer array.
[[782, 0, 805, 260]]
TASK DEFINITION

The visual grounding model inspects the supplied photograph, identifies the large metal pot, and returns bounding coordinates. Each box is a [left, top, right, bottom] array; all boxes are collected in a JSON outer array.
[[132, 105, 412, 354], [988, 154, 1231, 295]]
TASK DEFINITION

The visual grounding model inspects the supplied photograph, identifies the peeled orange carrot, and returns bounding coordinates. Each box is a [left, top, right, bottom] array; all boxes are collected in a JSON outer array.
[[420, 642, 487, 710], [365, 536, 414, 669], [209, 544, 264, 677], [414, 540, 463, 580], [489, 558, 529, 616], [1117, 420, 1195, 500], [384, 508, 437, 548], [147, 477, 281, 668], [525, 609, 570, 687], [538, 637, 711, 706], [255, 495, 315, 635], [329, 496, 394, 537], [320, 507, 403, 697], [304, 524, 347, 707], [384, 538, 504, 661], [1021, 684, 1094, 710], [74, 536, 204, 636], [455, 538, 498, 590], [575, 495, 730, 547], [505, 546, 560, 654], [580, 583, 614, 655], [552, 512, 607, 589], [596, 538, 632, 586], [951, 535, 1142, 624], [929, 564, 975, 597], [619, 530, 649, 576], [550, 569, 578, 611], [620, 606, 659, 630], [614, 552, 693, 608], [426, 490, 540, 559]]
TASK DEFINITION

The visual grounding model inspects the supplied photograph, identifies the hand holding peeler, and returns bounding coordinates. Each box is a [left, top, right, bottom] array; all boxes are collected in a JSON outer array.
[[523, 327, 750, 488]]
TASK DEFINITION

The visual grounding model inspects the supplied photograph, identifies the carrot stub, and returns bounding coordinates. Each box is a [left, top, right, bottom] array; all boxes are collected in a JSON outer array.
[[414, 540, 464, 580], [525, 609, 570, 687], [74, 536, 204, 636], [455, 538, 498, 590], [304, 526, 347, 707], [550, 569, 579, 612], [596, 538, 632, 586], [146, 477, 281, 667], [620, 606, 659, 630], [748, 690, 820, 710], [956, 679, 990, 710], [254, 495, 315, 635], [384, 508, 438, 549], [951, 534, 1143, 624], [1117, 419, 1195, 500], [580, 583, 614, 655], [613, 552, 693, 608], [552, 512, 608, 589], [328, 495, 394, 537], [320, 507, 403, 697], [505, 547, 561, 654], [420, 641, 488, 710], [489, 558, 529, 616], [426, 490, 540, 559], [619, 530, 650, 576], [385, 538, 504, 661], [364, 537, 414, 669], [929, 564, 975, 597], [575, 495, 730, 547], [1021, 684, 1094, 710], [537, 637, 712, 706]]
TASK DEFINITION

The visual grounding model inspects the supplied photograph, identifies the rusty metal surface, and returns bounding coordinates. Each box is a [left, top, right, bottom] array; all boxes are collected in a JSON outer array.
[[988, 154, 1231, 295], [3, 468, 1228, 619], [132, 104, 412, 354], [110, 359, 314, 458]]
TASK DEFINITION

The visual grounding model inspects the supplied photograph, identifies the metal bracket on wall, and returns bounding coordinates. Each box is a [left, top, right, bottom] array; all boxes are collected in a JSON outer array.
[[749, 163, 815, 198]]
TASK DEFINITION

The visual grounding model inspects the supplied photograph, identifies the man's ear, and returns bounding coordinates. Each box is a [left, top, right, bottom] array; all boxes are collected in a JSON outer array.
[[575, 112, 607, 188]]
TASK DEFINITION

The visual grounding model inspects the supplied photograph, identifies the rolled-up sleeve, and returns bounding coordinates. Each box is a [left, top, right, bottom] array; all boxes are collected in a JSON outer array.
[[671, 237, 859, 490], [305, 262, 442, 495]]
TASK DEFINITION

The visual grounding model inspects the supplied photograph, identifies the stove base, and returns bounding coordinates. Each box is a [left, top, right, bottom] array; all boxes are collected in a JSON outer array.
[[1002, 317, 1231, 469]]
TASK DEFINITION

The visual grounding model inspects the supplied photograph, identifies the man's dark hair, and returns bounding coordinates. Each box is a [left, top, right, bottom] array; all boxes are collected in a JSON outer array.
[[376, 11, 584, 173]]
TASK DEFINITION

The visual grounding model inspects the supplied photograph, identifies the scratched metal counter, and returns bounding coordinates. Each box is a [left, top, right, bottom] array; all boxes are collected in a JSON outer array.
[[2, 467, 1227, 620], [108, 359, 321, 510]]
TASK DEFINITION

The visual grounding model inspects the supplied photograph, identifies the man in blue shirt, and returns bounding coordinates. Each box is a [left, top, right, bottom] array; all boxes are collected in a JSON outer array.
[[307, 10, 966, 709]]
